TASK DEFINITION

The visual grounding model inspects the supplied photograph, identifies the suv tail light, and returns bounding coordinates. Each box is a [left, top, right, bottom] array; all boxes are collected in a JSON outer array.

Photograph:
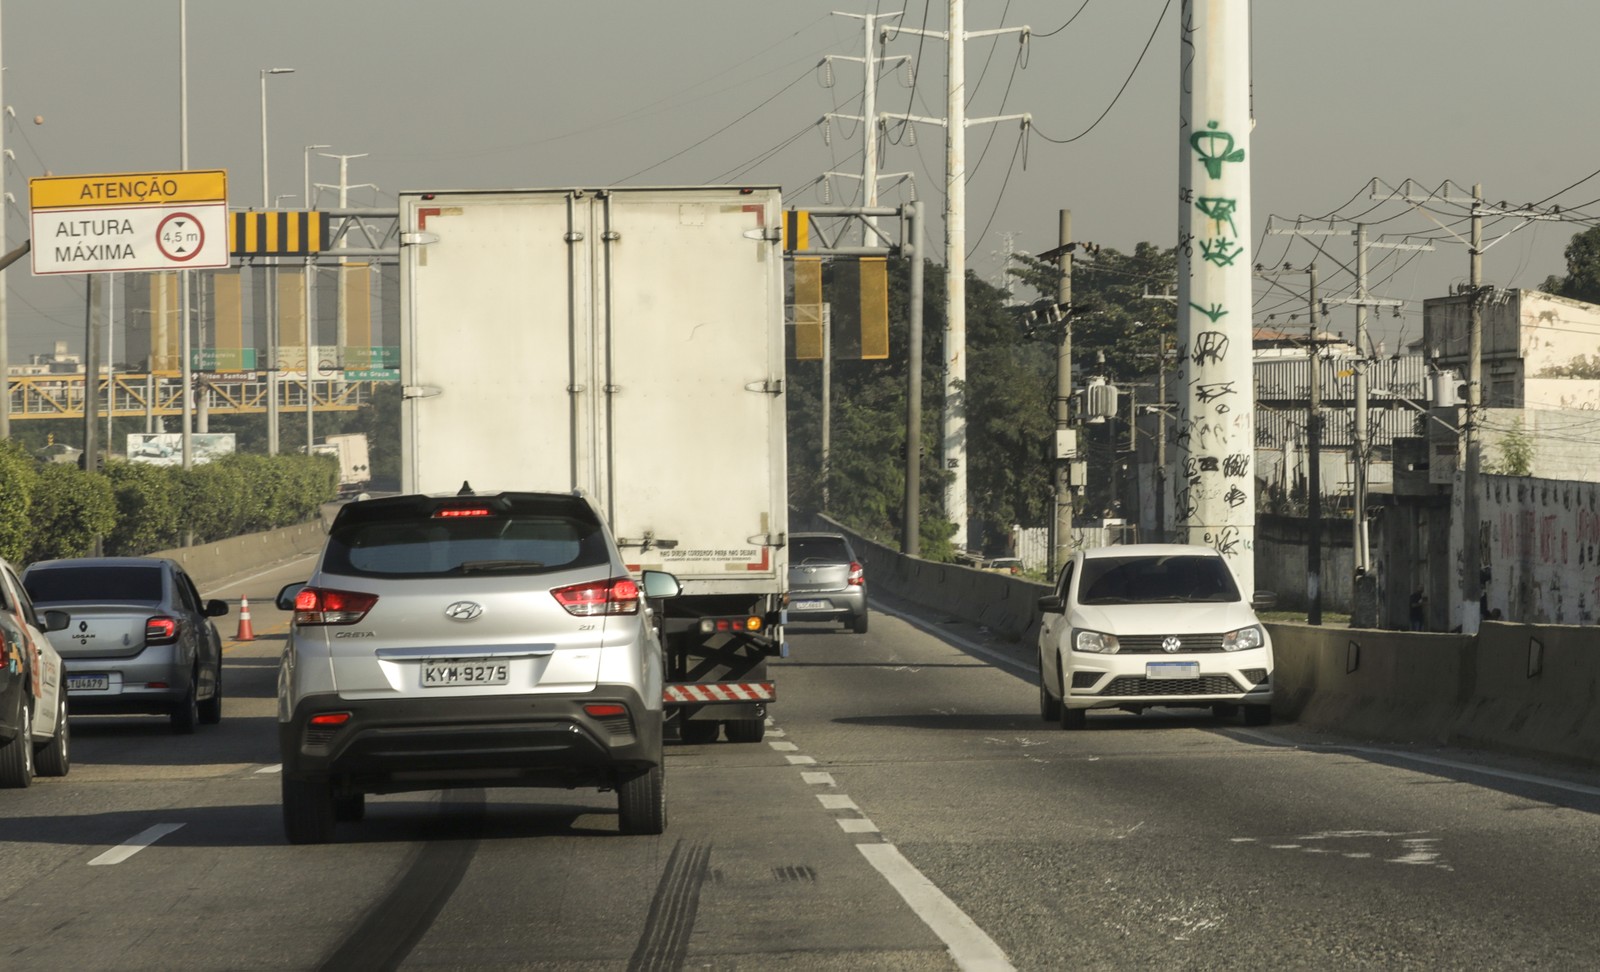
[[552, 577, 640, 616], [145, 616, 179, 644], [293, 587, 379, 625], [847, 562, 864, 587]]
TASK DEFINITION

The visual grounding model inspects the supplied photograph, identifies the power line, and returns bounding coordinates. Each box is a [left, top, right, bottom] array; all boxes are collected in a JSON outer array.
[[1029, 0, 1171, 145]]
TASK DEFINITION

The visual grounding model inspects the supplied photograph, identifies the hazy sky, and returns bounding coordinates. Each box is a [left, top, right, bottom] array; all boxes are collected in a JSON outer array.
[[5, 0, 1598, 359]]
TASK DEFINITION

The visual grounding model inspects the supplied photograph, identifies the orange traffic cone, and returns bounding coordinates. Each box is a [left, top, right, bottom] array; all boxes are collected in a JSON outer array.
[[235, 596, 255, 642]]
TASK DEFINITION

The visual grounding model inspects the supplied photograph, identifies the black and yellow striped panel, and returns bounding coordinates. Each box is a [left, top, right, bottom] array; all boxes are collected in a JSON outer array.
[[229, 211, 332, 256], [783, 209, 809, 252]]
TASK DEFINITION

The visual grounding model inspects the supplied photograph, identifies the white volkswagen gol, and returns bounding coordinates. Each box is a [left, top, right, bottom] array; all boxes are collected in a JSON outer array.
[[1036, 544, 1275, 729], [276, 489, 680, 843]]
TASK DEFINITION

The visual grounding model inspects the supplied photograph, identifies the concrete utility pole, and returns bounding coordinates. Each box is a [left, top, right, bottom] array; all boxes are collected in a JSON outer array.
[[903, 201, 925, 557], [1306, 267, 1323, 625], [179, 0, 192, 469], [1463, 183, 1483, 633], [887, 3, 1030, 554], [824, 11, 910, 246], [0, 3, 9, 439], [1053, 210, 1073, 573], [1177, 0, 1254, 592], [304, 143, 328, 454]]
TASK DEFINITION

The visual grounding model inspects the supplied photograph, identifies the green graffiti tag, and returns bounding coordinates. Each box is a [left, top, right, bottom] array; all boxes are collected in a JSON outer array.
[[1191, 121, 1245, 179], [1195, 196, 1238, 236], [1200, 237, 1244, 267], [1190, 301, 1228, 323]]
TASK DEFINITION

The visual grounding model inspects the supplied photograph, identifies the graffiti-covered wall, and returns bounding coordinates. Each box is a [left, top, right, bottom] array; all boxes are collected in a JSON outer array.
[[1472, 474, 1600, 625]]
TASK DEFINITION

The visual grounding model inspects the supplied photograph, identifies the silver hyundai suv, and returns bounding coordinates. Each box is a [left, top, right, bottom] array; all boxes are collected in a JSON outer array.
[[275, 489, 680, 844]]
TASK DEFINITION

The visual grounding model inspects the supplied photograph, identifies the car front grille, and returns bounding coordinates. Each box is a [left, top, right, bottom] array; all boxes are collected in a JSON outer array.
[[1240, 669, 1269, 685], [1099, 675, 1242, 696], [1115, 633, 1226, 653], [1071, 671, 1102, 689]]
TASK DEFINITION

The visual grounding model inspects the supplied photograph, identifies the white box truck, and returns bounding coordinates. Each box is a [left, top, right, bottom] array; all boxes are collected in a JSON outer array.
[[397, 186, 788, 743], [311, 432, 371, 496]]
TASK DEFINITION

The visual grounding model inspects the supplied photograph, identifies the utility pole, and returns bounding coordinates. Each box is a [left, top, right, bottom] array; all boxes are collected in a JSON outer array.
[[319, 152, 371, 358], [1306, 266, 1323, 625], [1155, 337, 1168, 542], [823, 11, 910, 246], [903, 201, 925, 557], [1054, 210, 1073, 573], [1463, 183, 1483, 633], [886, 4, 1030, 554]]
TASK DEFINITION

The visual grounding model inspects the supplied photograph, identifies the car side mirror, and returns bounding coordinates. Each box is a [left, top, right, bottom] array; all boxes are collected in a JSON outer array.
[[641, 570, 681, 599], [40, 609, 70, 633], [204, 598, 230, 618], [277, 582, 308, 611], [1037, 594, 1065, 614], [1251, 591, 1278, 612]]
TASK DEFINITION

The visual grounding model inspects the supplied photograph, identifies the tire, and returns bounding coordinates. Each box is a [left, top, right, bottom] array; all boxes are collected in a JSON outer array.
[[1060, 704, 1087, 731], [0, 699, 34, 788], [35, 695, 69, 778], [171, 675, 199, 735], [198, 664, 223, 725], [851, 612, 869, 634], [681, 720, 720, 745], [283, 776, 337, 844], [618, 764, 666, 835], [724, 717, 766, 743], [1038, 655, 1062, 722], [334, 792, 366, 823], [1243, 704, 1273, 727]]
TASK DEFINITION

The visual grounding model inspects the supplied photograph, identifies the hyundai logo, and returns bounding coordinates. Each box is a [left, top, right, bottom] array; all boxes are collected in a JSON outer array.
[[444, 601, 484, 622], [1162, 636, 1183, 653]]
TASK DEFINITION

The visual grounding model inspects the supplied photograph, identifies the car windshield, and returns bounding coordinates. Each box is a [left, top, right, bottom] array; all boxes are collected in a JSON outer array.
[[791, 536, 851, 564], [1077, 555, 1241, 605], [323, 506, 609, 579], [24, 565, 164, 604]]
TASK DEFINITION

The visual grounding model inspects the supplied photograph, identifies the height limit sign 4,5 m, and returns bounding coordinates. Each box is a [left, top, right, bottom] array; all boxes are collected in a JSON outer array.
[[29, 169, 229, 275]]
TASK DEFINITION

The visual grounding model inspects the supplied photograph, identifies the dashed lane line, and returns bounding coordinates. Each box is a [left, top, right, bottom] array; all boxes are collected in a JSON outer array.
[[88, 823, 185, 866]]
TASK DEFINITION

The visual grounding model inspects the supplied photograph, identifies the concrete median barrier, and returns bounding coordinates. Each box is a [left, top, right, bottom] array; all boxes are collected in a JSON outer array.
[[149, 518, 327, 590]]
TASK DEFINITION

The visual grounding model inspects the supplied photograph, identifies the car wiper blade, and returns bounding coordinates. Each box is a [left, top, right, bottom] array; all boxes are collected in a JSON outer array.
[[457, 560, 545, 572]]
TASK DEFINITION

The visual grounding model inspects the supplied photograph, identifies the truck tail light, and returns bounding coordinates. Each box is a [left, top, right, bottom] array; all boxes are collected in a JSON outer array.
[[847, 562, 864, 587], [145, 616, 179, 644], [552, 577, 640, 616], [293, 587, 379, 625]]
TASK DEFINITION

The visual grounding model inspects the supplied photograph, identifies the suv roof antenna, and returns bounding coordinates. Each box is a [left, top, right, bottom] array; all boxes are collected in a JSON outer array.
[[458, 481, 474, 495]]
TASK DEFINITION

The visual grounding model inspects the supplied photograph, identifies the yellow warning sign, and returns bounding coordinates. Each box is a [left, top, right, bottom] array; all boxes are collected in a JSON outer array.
[[30, 170, 227, 210]]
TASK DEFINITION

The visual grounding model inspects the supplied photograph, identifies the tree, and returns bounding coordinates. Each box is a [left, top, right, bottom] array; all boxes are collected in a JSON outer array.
[[1541, 225, 1600, 304]]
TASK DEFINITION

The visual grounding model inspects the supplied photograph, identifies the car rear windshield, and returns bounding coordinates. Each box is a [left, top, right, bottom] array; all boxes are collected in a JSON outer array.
[[792, 535, 852, 564], [322, 497, 610, 578], [24, 565, 164, 604], [1077, 555, 1241, 605]]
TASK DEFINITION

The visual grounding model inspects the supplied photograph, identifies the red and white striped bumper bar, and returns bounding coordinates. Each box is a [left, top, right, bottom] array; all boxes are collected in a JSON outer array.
[[664, 682, 776, 704]]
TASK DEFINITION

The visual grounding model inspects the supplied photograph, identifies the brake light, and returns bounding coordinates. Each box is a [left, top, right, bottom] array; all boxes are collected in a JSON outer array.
[[434, 506, 493, 518], [847, 562, 864, 586], [293, 587, 379, 625], [145, 616, 179, 644], [308, 712, 352, 726], [552, 577, 640, 616]]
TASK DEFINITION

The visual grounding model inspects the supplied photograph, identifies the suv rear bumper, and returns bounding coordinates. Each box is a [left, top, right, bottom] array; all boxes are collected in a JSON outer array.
[[279, 685, 662, 795]]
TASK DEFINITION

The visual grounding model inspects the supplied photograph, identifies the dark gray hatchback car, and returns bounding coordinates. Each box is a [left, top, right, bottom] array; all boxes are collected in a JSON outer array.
[[786, 532, 867, 633], [23, 557, 229, 733]]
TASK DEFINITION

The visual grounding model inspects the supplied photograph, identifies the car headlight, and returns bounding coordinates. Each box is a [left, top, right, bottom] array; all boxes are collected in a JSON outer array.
[[1222, 624, 1265, 651], [1074, 629, 1120, 654]]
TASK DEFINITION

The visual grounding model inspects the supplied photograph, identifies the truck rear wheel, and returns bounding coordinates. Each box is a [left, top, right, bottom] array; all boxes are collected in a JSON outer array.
[[724, 718, 766, 743], [618, 764, 666, 835], [681, 720, 720, 744]]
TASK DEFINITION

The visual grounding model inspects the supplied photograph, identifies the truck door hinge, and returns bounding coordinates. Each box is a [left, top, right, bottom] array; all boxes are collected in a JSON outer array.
[[400, 232, 440, 247], [745, 378, 783, 395], [564, 230, 585, 243], [744, 227, 782, 243], [402, 384, 442, 400], [747, 533, 785, 547], [603, 230, 621, 242]]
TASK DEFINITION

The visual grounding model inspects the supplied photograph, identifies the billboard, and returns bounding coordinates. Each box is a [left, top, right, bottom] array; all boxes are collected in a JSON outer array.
[[126, 433, 236, 467]]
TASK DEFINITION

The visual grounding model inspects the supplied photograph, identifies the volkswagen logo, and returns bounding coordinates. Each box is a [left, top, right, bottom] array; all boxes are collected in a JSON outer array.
[[1161, 636, 1183, 653], [444, 601, 484, 622]]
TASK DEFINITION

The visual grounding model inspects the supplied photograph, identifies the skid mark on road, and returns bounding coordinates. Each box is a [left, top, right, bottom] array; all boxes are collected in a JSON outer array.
[[629, 839, 711, 972]]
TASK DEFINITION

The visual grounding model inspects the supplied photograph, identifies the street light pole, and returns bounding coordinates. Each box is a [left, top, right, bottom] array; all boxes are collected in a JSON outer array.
[[304, 144, 328, 455], [260, 66, 294, 456]]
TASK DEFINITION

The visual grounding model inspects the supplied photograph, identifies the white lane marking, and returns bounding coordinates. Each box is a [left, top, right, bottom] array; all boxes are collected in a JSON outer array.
[[205, 552, 320, 599], [858, 843, 1015, 972], [768, 740, 799, 752], [88, 824, 185, 866], [818, 794, 858, 811], [768, 728, 787, 737], [1234, 729, 1600, 800], [838, 818, 880, 834], [256, 764, 283, 775], [802, 772, 836, 786], [785, 754, 817, 766]]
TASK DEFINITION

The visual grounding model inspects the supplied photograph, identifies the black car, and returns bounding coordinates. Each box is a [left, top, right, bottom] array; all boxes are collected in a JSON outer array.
[[23, 557, 229, 733]]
